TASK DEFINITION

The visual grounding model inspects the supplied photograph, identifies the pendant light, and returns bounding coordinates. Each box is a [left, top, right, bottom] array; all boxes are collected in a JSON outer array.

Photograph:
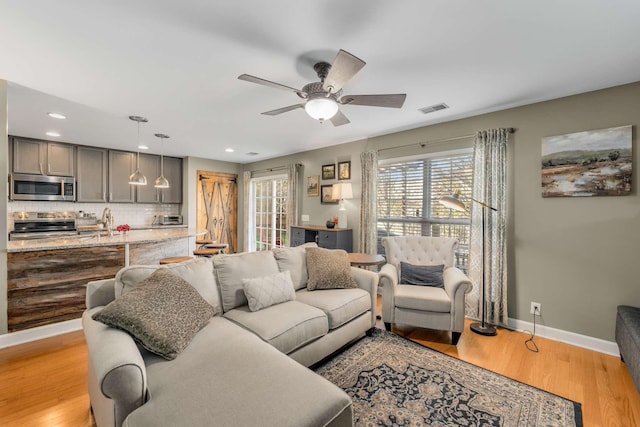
[[128, 115, 148, 186], [154, 133, 170, 188]]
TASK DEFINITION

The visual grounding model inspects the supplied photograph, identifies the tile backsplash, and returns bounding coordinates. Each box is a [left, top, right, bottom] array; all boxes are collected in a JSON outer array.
[[7, 201, 181, 231]]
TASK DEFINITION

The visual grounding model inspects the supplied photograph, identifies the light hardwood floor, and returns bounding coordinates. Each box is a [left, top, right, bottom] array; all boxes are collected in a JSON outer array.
[[1, 307, 638, 427]]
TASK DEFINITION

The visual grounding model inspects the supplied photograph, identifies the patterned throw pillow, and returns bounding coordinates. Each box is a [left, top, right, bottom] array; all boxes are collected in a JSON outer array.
[[242, 271, 296, 312], [400, 262, 445, 288], [305, 247, 357, 291], [92, 269, 216, 360]]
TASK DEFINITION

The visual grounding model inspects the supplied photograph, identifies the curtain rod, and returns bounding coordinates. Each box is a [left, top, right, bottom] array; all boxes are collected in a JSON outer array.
[[377, 127, 516, 154], [249, 162, 302, 174]]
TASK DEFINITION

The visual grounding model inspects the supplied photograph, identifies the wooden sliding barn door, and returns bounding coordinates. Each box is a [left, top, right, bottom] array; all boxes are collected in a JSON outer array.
[[196, 171, 238, 253]]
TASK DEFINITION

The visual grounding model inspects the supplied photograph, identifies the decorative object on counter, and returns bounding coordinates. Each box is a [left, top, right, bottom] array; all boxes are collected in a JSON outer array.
[[332, 182, 353, 228], [325, 220, 335, 229], [306, 175, 319, 196], [321, 185, 338, 204], [116, 224, 131, 234], [338, 161, 351, 180], [154, 133, 170, 188], [321, 163, 335, 180], [128, 115, 149, 186]]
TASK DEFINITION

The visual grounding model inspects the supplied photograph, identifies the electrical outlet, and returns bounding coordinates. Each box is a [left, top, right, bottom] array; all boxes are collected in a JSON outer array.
[[301, 214, 310, 222], [530, 302, 541, 316]]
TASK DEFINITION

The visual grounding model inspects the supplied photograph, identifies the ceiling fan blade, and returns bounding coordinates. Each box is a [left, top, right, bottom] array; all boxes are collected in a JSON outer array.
[[261, 104, 305, 116], [238, 74, 303, 95], [330, 110, 350, 127], [323, 50, 366, 93], [339, 94, 407, 108]]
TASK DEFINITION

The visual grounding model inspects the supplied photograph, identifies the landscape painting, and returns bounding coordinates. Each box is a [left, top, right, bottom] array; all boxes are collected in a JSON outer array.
[[541, 125, 632, 197]]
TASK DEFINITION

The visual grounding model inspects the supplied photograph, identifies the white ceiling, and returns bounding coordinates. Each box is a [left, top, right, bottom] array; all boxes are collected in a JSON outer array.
[[1, 1, 639, 163]]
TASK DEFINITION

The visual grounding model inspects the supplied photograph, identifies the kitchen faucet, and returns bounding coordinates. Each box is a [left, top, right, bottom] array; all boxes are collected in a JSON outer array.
[[101, 207, 113, 237]]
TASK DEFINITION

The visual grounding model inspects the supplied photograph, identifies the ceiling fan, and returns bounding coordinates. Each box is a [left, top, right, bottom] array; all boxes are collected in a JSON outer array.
[[238, 49, 406, 126]]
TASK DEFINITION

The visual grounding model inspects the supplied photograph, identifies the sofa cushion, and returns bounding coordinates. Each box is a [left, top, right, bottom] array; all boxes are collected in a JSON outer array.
[[296, 288, 371, 330], [394, 284, 451, 313], [306, 247, 357, 291], [114, 259, 221, 312], [242, 271, 296, 312], [124, 316, 352, 427], [213, 251, 280, 312], [272, 242, 318, 290], [93, 269, 216, 360], [224, 301, 328, 354], [400, 262, 445, 288]]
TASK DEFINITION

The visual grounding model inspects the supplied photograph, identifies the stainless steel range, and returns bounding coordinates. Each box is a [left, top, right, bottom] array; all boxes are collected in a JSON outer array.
[[10, 211, 78, 241]]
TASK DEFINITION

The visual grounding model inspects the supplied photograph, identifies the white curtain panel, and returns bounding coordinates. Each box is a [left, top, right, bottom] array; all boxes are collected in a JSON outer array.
[[467, 129, 509, 325], [359, 151, 378, 254], [242, 170, 251, 252], [287, 163, 300, 230]]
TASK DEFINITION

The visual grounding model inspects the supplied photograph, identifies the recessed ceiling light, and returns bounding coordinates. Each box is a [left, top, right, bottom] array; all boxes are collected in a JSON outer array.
[[46, 131, 61, 137], [47, 112, 67, 120], [138, 145, 149, 150], [225, 148, 235, 153]]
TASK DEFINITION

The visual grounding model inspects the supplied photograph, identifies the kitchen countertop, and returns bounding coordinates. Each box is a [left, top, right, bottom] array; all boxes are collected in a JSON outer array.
[[7, 228, 194, 253]]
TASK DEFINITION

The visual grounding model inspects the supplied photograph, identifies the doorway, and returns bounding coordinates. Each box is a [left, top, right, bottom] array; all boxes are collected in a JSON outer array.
[[196, 170, 238, 253]]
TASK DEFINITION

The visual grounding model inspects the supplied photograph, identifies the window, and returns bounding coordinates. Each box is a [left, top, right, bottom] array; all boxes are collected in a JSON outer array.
[[250, 175, 288, 251], [377, 150, 473, 272]]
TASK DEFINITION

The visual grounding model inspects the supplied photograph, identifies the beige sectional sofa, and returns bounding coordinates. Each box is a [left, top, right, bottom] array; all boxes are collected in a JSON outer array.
[[83, 244, 378, 427]]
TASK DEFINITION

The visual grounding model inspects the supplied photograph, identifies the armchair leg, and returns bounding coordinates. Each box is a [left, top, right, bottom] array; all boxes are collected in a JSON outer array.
[[384, 322, 391, 331], [451, 332, 462, 345]]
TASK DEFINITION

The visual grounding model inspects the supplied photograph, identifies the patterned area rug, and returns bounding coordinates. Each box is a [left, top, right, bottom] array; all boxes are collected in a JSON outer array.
[[314, 329, 582, 427]]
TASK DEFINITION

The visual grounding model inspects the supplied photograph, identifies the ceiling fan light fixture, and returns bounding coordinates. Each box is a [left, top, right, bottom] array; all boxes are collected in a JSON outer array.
[[305, 96, 338, 121]]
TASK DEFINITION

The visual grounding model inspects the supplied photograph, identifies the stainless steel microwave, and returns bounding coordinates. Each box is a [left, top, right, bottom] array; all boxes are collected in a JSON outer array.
[[10, 174, 76, 201]]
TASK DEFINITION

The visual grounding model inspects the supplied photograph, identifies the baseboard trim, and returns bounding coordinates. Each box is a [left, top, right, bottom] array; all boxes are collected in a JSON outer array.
[[507, 317, 620, 357], [0, 319, 82, 349]]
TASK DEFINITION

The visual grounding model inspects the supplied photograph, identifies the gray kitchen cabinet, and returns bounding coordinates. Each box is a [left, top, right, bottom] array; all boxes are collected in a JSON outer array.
[[12, 138, 75, 176], [136, 153, 161, 203], [76, 147, 108, 202], [108, 150, 135, 203], [289, 225, 353, 252], [160, 156, 182, 204]]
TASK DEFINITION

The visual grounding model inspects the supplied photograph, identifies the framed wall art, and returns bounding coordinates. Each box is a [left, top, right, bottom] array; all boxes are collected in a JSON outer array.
[[541, 125, 632, 197], [322, 164, 336, 180], [321, 185, 338, 204], [338, 161, 351, 180], [306, 175, 319, 197]]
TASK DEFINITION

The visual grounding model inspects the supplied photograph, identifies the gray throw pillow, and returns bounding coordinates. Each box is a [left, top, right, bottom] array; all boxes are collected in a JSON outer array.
[[306, 247, 357, 291], [92, 269, 216, 360], [400, 262, 445, 288], [242, 270, 296, 312]]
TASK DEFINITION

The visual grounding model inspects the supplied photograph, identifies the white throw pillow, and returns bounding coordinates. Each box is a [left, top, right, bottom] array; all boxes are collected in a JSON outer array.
[[242, 271, 296, 312]]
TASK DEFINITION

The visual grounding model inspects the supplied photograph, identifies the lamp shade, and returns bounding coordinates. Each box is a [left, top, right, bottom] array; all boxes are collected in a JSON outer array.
[[332, 182, 353, 200], [128, 169, 148, 186], [305, 96, 339, 121], [439, 192, 466, 212]]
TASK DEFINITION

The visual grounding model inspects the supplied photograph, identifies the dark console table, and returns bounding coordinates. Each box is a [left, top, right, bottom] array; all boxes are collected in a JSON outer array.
[[290, 225, 353, 252]]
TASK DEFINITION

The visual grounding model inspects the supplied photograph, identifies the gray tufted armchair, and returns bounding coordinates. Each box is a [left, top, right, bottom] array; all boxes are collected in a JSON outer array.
[[379, 236, 472, 345]]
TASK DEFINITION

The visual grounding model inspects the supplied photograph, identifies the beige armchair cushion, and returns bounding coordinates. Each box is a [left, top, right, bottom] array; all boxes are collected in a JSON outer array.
[[383, 236, 458, 282]]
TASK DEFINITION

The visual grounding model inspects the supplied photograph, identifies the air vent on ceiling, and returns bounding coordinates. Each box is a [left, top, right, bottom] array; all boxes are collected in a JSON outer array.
[[245, 152, 260, 156], [419, 103, 449, 114]]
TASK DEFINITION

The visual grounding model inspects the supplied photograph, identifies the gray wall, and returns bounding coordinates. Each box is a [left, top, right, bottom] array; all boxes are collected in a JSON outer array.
[[247, 81, 640, 341]]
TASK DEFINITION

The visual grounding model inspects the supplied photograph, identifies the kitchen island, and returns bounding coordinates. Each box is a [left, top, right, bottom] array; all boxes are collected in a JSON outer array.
[[7, 228, 193, 332]]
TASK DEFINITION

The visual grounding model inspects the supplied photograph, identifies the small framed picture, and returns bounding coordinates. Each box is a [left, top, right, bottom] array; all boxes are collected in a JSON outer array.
[[322, 164, 336, 180], [321, 185, 338, 204], [338, 161, 351, 180], [306, 175, 320, 197]]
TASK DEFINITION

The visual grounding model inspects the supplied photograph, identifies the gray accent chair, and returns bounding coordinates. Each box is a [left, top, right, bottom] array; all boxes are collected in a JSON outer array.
[[615, 305, 640, 392], [379, 236, 472, 345]]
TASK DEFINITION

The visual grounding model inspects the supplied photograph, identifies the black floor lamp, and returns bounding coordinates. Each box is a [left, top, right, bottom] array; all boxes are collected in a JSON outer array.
[[439, 192, 497, 337]]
